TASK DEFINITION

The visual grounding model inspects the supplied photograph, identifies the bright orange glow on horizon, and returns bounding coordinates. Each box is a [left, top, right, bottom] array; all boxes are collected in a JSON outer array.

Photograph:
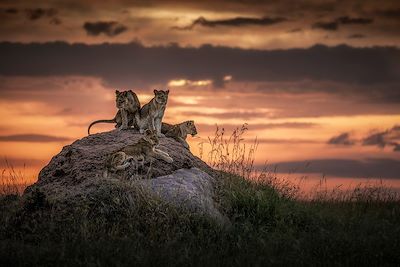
[[1, 76, 399, 192]]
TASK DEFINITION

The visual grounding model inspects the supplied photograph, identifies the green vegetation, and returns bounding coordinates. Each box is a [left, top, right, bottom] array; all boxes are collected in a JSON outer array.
[[1, 125, 399, 266]]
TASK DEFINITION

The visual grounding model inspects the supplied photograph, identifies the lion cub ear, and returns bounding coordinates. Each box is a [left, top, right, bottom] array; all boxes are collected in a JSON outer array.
[[166, 90, 170, 94], [115, 90, 120, 95], [153, 89, 158, 94]]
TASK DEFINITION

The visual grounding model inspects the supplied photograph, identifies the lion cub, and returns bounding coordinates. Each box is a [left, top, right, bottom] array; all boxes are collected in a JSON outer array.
[[103, 151, 135, 178], [135, 89, 169, 137], [103, 129, 173, 178], [88, 90, 140, 135], [161, 120, 197, 149]]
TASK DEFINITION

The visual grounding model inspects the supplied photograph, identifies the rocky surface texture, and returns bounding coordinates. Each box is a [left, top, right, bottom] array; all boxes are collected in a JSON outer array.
[[139, 168, 226, 223], [23, 129, 226, 224]]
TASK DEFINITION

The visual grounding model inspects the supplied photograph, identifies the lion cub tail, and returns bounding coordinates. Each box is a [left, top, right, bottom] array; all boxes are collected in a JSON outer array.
[[88, 119, 116, 135]]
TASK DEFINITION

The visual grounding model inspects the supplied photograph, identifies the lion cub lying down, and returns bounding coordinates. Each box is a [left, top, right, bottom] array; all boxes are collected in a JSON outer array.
[[103, 129, 173, 178], [161, 120, 197, 149]]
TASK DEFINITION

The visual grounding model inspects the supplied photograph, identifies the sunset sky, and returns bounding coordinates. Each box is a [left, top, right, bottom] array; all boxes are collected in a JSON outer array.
[[0, 0, 399, 190]]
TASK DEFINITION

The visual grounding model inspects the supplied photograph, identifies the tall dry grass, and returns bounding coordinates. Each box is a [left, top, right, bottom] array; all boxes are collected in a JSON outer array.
[[199, 123, 258, 179], [308, 178, 399, 202], [0, 159, 28, 196], [199, 123, 400, 202]]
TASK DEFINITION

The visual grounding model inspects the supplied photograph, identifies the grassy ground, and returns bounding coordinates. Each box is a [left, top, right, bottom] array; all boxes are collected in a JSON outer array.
[[1, 125, 399, 266], [1, 172, 399, 266]]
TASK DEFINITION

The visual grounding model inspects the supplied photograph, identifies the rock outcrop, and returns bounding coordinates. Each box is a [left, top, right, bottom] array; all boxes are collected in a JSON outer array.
[[138, 168, 226, 223], [24, 129, 226, 224]]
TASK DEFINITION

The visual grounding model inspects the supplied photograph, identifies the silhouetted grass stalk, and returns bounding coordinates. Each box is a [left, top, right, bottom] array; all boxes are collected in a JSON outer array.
[[1, 158, 27, 196], [203, 123, 258, 180]]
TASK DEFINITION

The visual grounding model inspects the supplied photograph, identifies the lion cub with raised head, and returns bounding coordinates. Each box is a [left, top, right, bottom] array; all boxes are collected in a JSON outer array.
[[161, 120, 197, 149], [135, 89, 169, 137], [103, 129, 173, 178], [88, 90, 140, 135]]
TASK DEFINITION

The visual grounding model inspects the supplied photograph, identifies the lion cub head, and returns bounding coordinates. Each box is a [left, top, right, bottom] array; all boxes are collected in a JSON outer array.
[[143, 129, 159, 146], [184, 120, 197, 137], [115, 90, 128, 108], [154, 89, 169, 105], [115, 90, 138, 111]]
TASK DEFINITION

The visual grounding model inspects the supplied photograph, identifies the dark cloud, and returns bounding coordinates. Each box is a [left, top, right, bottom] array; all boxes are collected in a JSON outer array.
[[0, 8, 18, 14], [336, 16, 373, 25], [0, 7, 61, 25], [174, 16, 287, 30], [25, 8, 57, 20], [327, 132, 355, 146], [376, 8, 400, 19], [0, 42, 399, 102], [269, 158, 400, 179], [326, 125, 400, 152], [362, 125, 400, 152], [312, 21, 338, 31], [287, 28, 302, 33], [327, 125, 400, 152], [0, 134, 72, 142], [348, 34, 365, 39], [83, 21, 128, 37], [312, 16, 373, 31], [363, 132, 386, 148]]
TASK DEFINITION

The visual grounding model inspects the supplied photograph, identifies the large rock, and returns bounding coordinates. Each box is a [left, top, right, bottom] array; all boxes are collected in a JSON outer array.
[[139, 168, 226, 223], [24, 129, 226, 224]]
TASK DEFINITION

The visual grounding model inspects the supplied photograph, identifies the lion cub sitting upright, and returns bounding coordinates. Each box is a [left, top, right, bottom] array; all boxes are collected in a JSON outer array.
[[135, 89, 169, 137], [103, 129, 173, 178], [161, 120, 197, 149], [88, 90, 140, 135]]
